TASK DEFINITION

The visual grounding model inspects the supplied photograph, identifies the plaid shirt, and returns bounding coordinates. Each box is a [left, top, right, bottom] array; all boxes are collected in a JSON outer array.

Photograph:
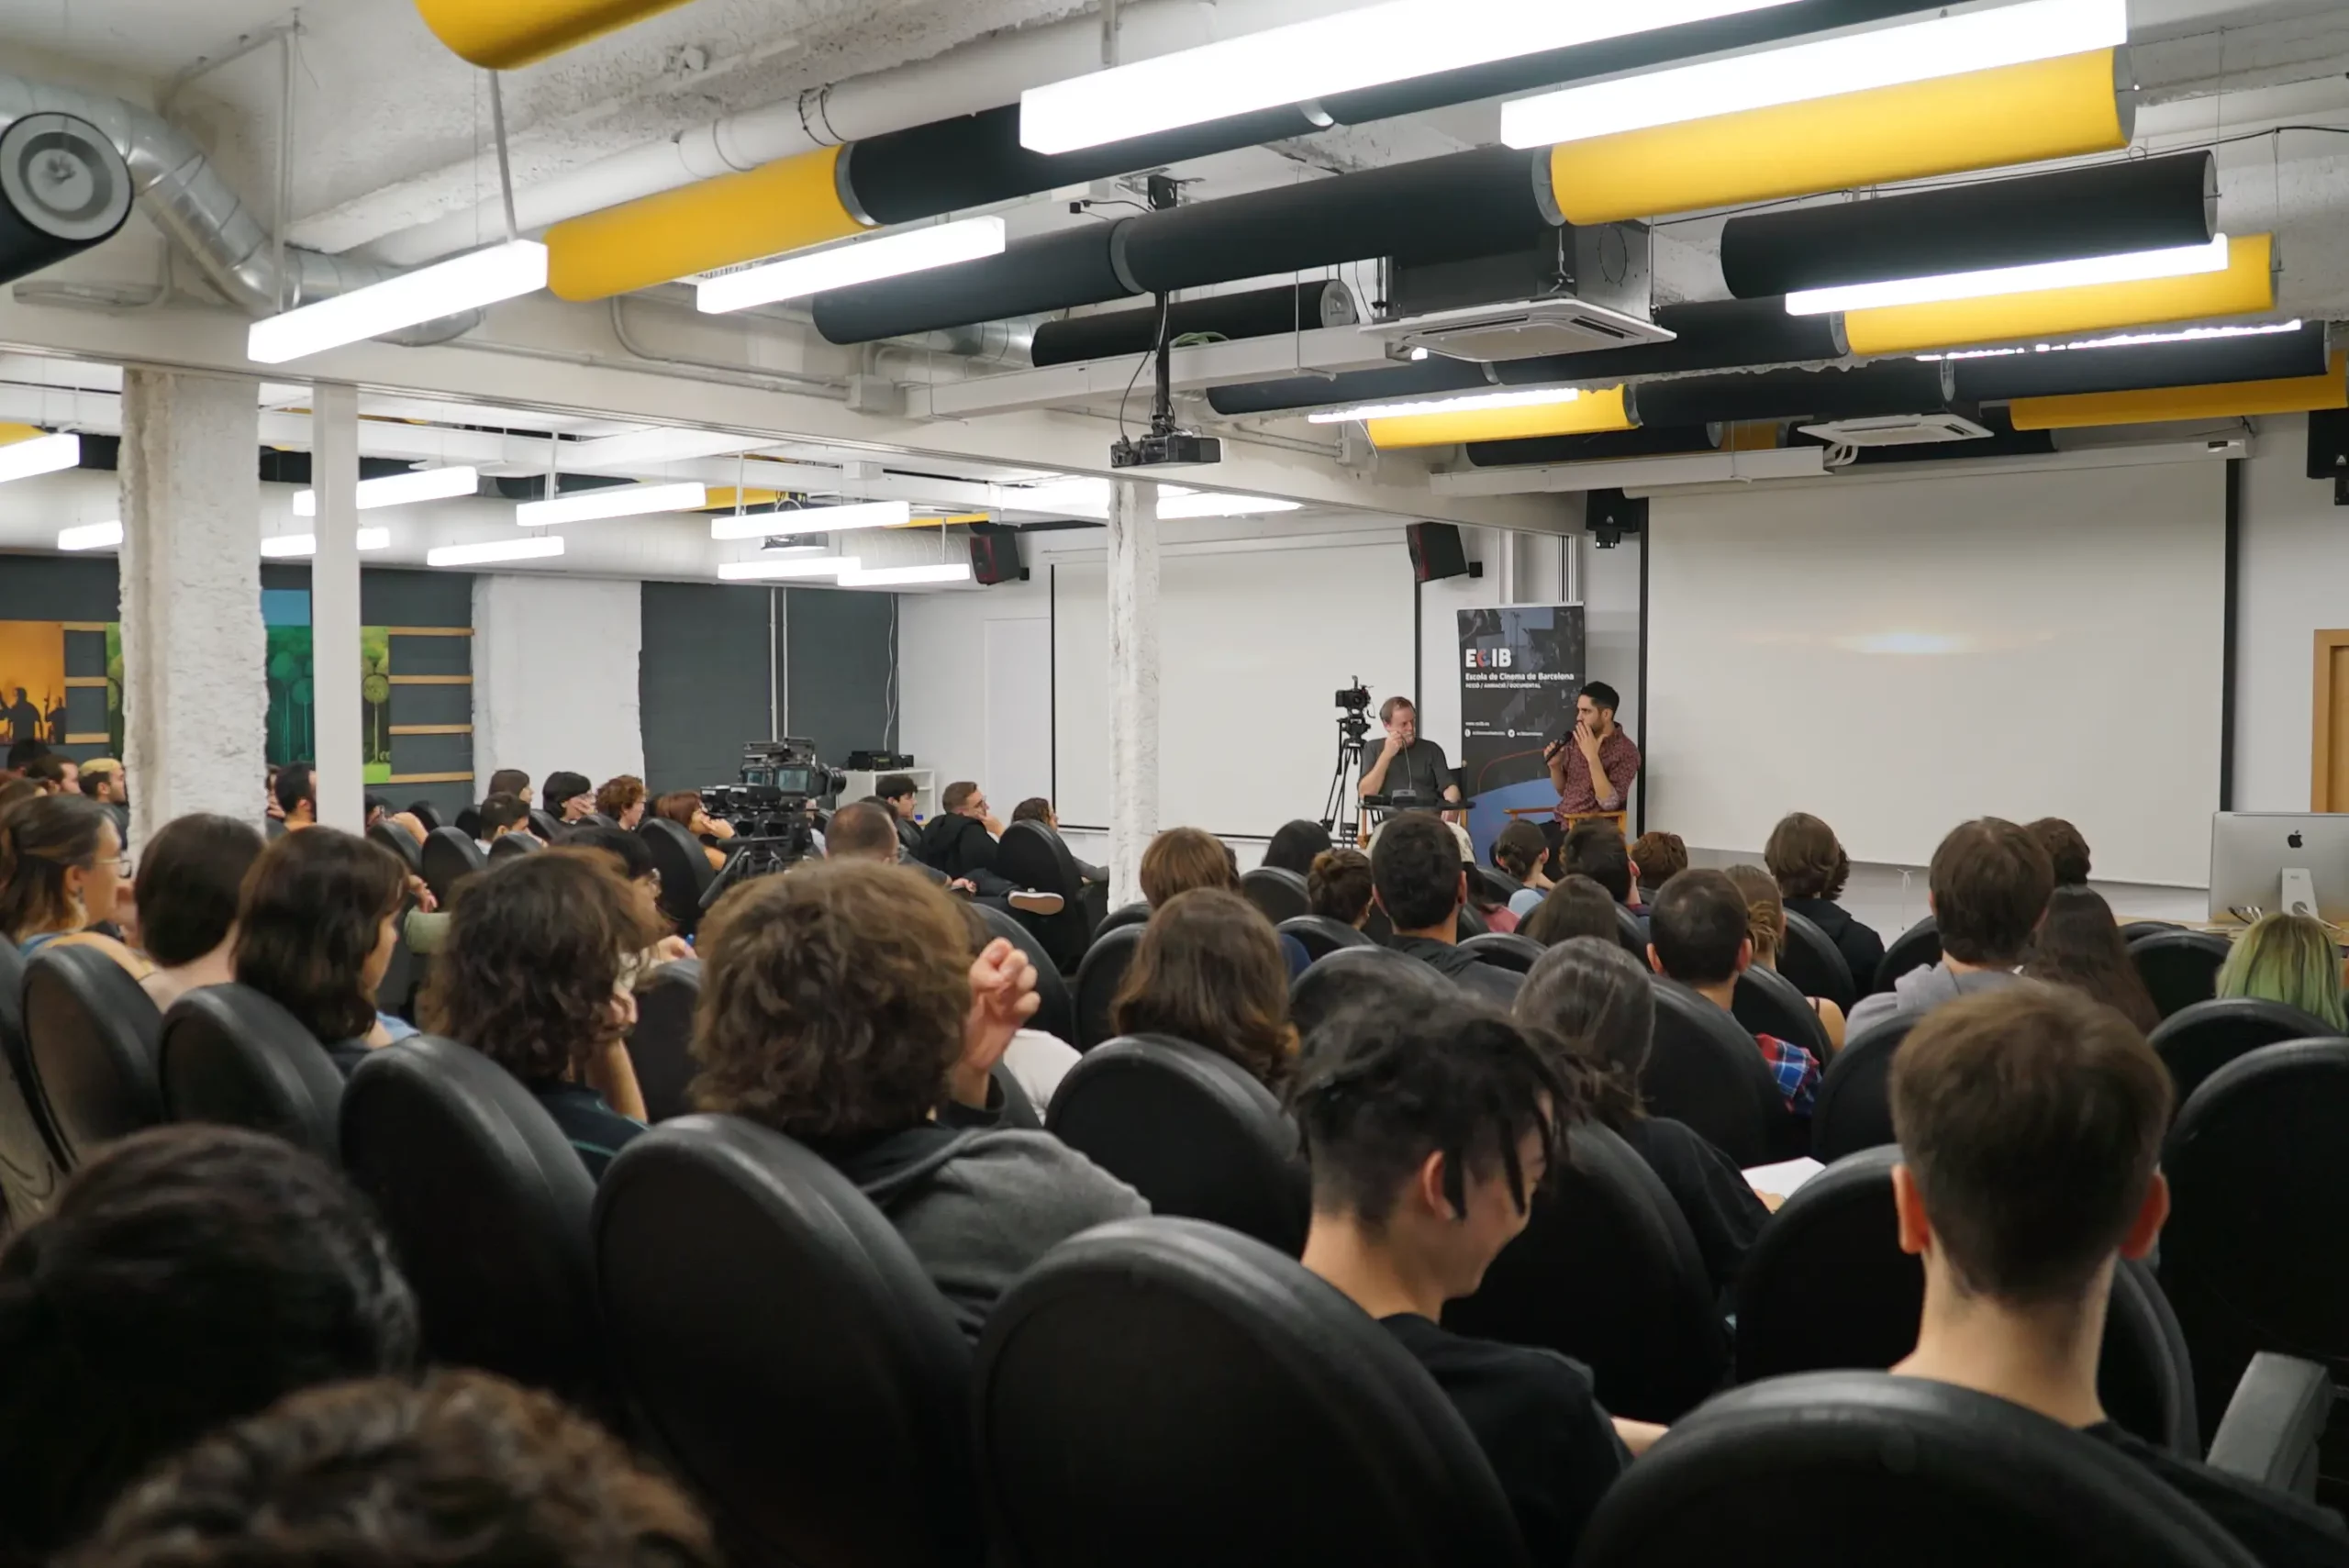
[[1755, 1033, 1821, 1117], [1553, 728, 1642, 818]]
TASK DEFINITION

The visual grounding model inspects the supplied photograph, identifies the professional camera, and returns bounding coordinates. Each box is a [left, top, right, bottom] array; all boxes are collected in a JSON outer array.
[[694, 739, 848, 884], [1335, 679, 1373, 743]]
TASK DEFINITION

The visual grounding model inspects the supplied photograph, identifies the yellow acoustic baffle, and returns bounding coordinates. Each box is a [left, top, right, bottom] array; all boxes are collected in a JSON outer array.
[[1549, 50, 2129, 226], [0, 425, 44, 444], [1844, 234, 2277, 357], [1367, 387, 1635, 450], [699, 489, 783, 510], [416, 0, 698, 71], [545, 145, 868, 302], [2009, 351, 2346, 431]]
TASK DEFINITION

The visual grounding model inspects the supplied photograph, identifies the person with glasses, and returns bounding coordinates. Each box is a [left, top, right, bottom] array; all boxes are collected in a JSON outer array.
[[0, 792, 146, 977], [565, 827, 692, 981]]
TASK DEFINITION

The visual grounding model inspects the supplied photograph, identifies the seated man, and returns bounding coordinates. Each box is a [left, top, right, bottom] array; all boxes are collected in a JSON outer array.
[[474, 791, 531, 853], [874, 773, 925, 857], [917, 781, 1062, 916], [1646, 868, 1820, 1116], [1297, 993, 1655, 1564], [1371, 813, 1482, 979], [690, 861, 1143, 1340], [1846, 817, 2050, 1037], [1562, 821, 1644, 918], [1890, 985, 2349, 1566], [273, 762, 317, 831], [1010, 795, 1108, 886]]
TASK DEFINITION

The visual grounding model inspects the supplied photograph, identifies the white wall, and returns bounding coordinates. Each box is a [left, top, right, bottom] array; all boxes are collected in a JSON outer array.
[[473, 574, 646, 792], [2234, 414, 2348, 812]]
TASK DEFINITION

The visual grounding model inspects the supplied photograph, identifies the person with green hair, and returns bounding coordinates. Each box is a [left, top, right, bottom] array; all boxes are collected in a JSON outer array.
[[2215, 912, 2349, 1032]]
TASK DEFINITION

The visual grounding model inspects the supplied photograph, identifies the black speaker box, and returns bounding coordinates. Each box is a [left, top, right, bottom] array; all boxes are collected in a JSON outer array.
[[1587, 488, 1648, 548], [1406, 522, 1473, 583], [968, 530, 1025, 585], [2308, 408, 2349, 482]]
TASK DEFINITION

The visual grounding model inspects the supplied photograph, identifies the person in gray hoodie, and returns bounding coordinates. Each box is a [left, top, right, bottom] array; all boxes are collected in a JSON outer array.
[[1846, 818, 2054, 1039], [689, 858, 1145, 1341]]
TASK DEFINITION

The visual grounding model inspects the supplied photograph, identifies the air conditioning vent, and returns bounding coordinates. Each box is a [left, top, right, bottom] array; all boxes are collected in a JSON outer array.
[[1363, 297, 1676, 363], [1797, 413, 1993, 448]]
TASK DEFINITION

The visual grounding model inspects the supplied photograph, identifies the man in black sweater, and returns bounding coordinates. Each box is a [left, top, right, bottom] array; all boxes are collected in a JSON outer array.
[[915, 780, 1060, 916]]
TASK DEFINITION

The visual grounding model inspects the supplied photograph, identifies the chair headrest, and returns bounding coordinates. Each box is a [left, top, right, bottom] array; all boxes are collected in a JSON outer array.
[[22, 944, 161, 1163], [1289, 945, 1453, 1037], [157, 983, 345, 1161]]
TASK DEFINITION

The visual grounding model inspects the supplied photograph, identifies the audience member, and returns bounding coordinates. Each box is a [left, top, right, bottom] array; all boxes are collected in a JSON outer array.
[[1455, 823, 1521, 935], [1494, 821, 1554, 919], [1111, 887, 1300, 1091], [1724, 862, 1847, 1052], [78, 756, 125, 810], [1294, 991, 1650, 1563], [1139, 825, 1238, 904], [0, 792, 144, 975], [3, 737, 47, 773], [1648, 868, 1820, 1116], [135, 814, 265, 1012], [690, 861, 1145, 1340], [1765, 811, 1884, 995], [421, 853, 656, 1180], [21, 753, 76, 795], [596, 773, 648, 829], [1561, 820, 1642, 913], [551, 826, 692, 973], [1889, 986, 2349, 1566], [236, 828, 416, 1071], [0, 1127, 419, 1563], [71, 1370, 718, 1568], [1307, 847, 1375, 929], [2029, 817, 2093, 888], [1629, 830, 1687, 895], [362, 795, 389, 832], [2024, 886, 2160, 1033], [542, 772, 595, 824], [941, 900, 1081, 1107], [1370, 813, 1480, 979], [875, 773, 924, 856], [914, 783, 1063, 916], [485, 767, 530, 801], [1517, 937, 1772, 1293], [1846, 817, 2051, 1037], [824, 799, 905, 863], [653, 790, 733, 873], [476, 790, 531, 851], [1008, 796, 1108, 885], [1264, 818, 1335, 877], [2215, 911, 2349, 1032], [1521, 873, 1623, 948], [0, 776, 37, 820], [273, 762, 317, 830]]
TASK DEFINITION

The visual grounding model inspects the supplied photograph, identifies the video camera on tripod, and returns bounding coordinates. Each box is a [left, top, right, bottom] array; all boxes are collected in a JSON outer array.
[[1321, 678, 1376, 842], [696, 739, 847, 884]]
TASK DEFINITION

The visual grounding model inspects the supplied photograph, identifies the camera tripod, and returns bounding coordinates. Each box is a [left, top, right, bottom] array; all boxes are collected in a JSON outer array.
[[1319, 713, 1370, 846]]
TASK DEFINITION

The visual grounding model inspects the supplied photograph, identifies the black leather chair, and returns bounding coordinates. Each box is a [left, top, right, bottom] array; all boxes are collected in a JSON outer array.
[[1810, 1012, 1922, 1162], [0, 940, 64, 1223], [1459, 930, 1542, 974], [1450, 960, 1525, 1009], [1733, 1147, 2199, 1455], [2123, 921, 2185, 945], [1289, 944, 1452, 1039], [974, 1218, 1530, 1568], [1278, 913, 1374, 962], [596, 1117, 980, 1568], [995, 820, 1093, 973], [1614, 901, 1648, 957], [1780, 909, 1857, 1011], [1454, 902, 1489, 940], [579, 812, 619, 830], [1733, 964, 1831, 1062], [21, 944, 162, 1168], [453, 805, 482, 840], [2161, 1040, 2349, 1451], [157, 984, 345, 1160], [2131, 929, 2232, 1020], [420, 827, 486, 906], [1047, 1034, 1306, 1253], [487, 830, 541, 863], [404, 801, 444, 830], [1073, 923, 1145, 1051], [369, 818, 423, 875], [2148, 997, 2337, 1110], [972, 901, 1076, 1044], [528, 807, 565, 843], [639, 817, 715, 936], [1644, 979, 1785, 1168], [1575, 1371, 2264, 1568], [628, 960, 700, 1123], [1874, 916, 1941, 993], [1240, 865, 1311, 925], [340, 1037, 602, 1404], [1095, 900, 1152, 939], [1445, 1121, 1729, 1422]]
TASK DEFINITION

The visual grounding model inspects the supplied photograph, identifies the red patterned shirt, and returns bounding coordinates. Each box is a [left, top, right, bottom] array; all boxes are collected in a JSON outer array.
[[1553, 728, 1642, 819]]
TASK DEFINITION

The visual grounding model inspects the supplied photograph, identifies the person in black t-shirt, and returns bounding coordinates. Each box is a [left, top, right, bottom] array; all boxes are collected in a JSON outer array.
[[1888, 984, 2349, 1568], [1293, 990, 1656, 1564], [1370, 812, 1483, 979]]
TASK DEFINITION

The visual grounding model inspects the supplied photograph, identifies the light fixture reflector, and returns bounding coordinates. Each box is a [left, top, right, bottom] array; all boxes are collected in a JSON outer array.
[[427, 536, 566, 567], [1916, 318, 2304, 361], [261, 528, 392, 558], [516, 481, 708, 528], [0, 432, 81, 484], [717, 555, 862, 581], [835, 562, 974, 587], [1788, 236, 2230, 316], [247, 240, 549, 365], [1309, 388, 1583, 425], [293, 466, 480, 517], [56, 520, 121, 551], [1001, 479, 1303, 519], [713, 500, 912, 539], [697, 218, 1006, 314]]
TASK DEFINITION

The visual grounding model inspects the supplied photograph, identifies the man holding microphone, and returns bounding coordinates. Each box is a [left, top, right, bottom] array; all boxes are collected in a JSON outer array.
[[1359, 695, 1464, 827], [1545, 680, 1642, 828]]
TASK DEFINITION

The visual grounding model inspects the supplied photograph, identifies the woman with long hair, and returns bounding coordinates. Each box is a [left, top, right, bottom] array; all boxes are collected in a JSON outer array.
[[653, 790, 732, 873], [1764, 811, 1884, 995], [0, 792, 144, 976], [2023, 885, 2160, 1034], [2216, 911, 2348, 1032], [1724, 862, 1845, 1052], [1111, 887, 1300, 1091], [235, 829, 413, 1072]]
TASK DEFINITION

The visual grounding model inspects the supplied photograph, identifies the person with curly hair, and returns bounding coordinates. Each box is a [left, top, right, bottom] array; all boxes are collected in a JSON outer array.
[[1765, 810, 1884, 995], [595, 773, 648, 829], [1111, 887, 1299, 1090], [1628, 830, 1687, 895], [691, 860, 1145, 1340], [70, 1370, 716, 1568], [419, 851, 658, 1180], [235, 828, 414, 1070], [1307, 847, 1375, 929]]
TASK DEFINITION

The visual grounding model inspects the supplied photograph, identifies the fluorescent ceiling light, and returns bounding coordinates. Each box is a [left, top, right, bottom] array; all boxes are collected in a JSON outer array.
[[1309, 388, 1583, 425], [1500, 0, 2127, 148], [0, 432, 81, 484], [697, 218, 1006, 314], [718, 555, 862, 581], [836, 562, 974, 587], [714, 499, 911, 539], [247, 239, 549, 365], [1004, 479, 1302, 520], [1020, 0, 1802, 154], [56, 520, 121, 551], [516, 481, 708, 528], [261, 528, 392, 559], [1788, 236, 2230, 316], [1160, 492, 1306, 520], [565, 429, 775, 470], [293, 465, 480, 517], [1917, 318, 2305, 361], [427, 536, 566, 567]]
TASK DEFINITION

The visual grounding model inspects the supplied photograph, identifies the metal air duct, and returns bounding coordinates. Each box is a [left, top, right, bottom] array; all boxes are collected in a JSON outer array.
[[0, 113, 130, 286], [1632, 361, 1954, 428]]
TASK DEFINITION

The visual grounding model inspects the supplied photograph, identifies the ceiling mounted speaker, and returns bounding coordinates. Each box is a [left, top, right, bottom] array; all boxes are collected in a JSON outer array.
[[0, 112, 132, 287]]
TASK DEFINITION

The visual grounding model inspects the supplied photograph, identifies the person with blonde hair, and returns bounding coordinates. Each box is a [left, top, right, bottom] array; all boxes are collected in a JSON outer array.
[[2215, 912, 2348, 1032], [1724, 862, 1845, 1052]]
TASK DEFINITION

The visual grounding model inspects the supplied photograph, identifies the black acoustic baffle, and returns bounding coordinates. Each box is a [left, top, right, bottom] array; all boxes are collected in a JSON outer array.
[[813, 223, 1142, 345], [1634, 360, 1955, 428], [1032, 281, 1357, 366], [1955, 322, 2332, 403], [1210, 357, 1495, 418]]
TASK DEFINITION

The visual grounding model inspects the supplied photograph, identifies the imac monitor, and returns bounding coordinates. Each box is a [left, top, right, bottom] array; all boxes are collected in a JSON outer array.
[[2208, 813, 2349, 924]]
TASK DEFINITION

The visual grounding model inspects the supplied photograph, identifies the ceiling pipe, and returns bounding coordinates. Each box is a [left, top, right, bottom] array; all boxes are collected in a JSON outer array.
[[415, 0, 698, 71], [1030, 282, 1356, 367]]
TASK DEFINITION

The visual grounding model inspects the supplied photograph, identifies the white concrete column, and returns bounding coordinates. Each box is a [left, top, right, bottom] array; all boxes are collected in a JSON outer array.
[[310, 382, 364, 830], [120, 370, 267, 851], [1106, 477, 1161, 907]]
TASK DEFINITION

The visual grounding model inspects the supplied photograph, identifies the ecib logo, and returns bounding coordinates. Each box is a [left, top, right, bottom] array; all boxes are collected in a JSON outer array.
[[1464, 648, 1514, 669]]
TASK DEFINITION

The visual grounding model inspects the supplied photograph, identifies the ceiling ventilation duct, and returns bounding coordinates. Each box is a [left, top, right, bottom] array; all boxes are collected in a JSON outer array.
[[1030, 282, 1356, 367], [0, 112, 130, 287], [1632, 360, 1955, 428]]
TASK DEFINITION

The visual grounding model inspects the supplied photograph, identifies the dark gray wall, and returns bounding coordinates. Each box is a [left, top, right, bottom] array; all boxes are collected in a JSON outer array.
[[640, 583, 775, 798], [0, 554, 118, 621], [785, 586, 896, 765]]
